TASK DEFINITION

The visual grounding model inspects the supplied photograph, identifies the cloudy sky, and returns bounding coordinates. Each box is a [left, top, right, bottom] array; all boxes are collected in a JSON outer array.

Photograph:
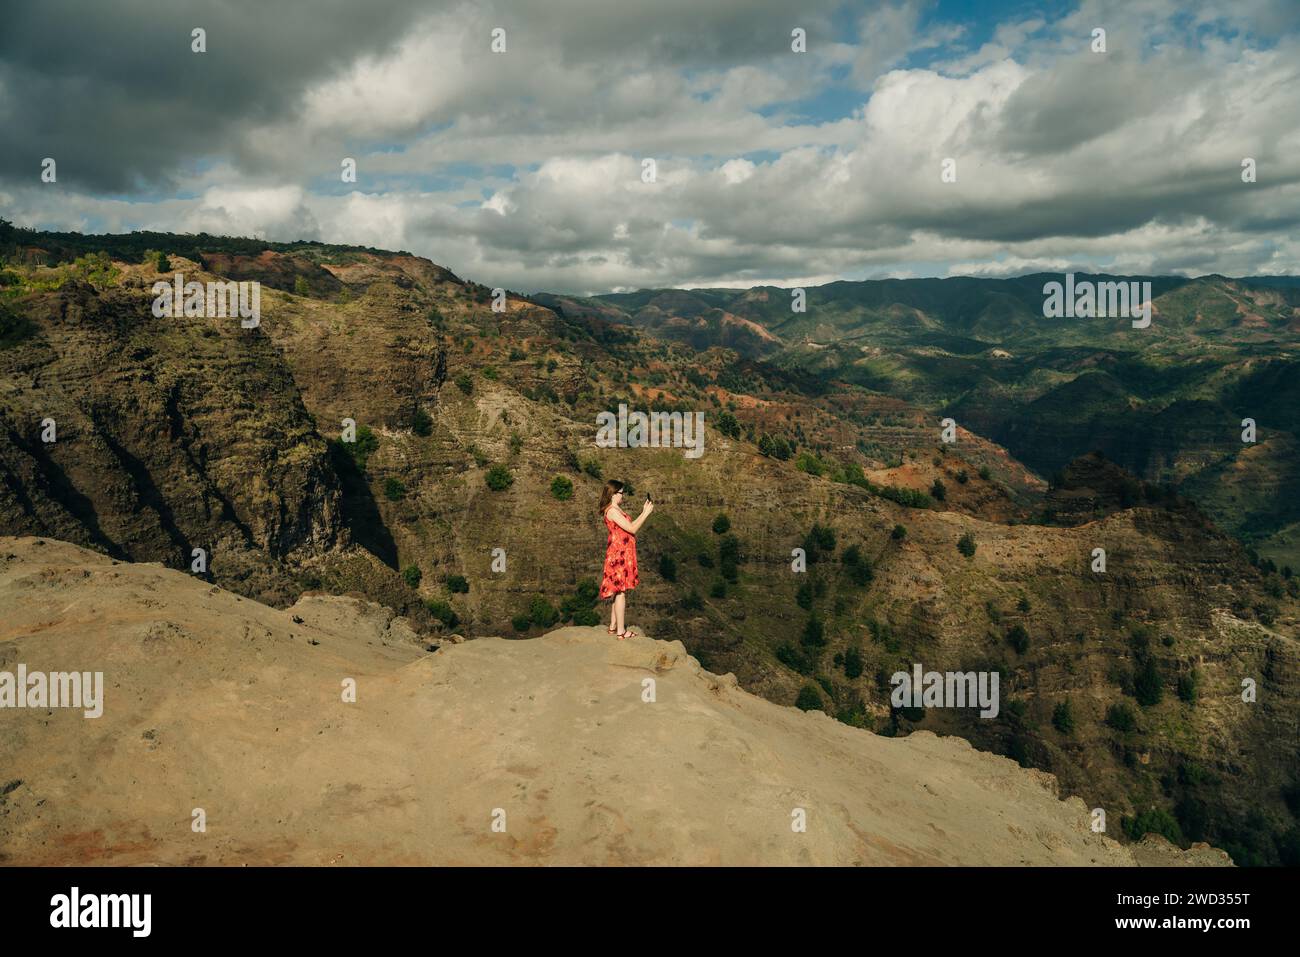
[[2, 0, 1298, 293]]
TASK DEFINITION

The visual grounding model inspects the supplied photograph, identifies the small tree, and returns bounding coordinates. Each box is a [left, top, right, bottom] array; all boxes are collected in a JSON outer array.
[[891, 524, 907, 540], [383, 477, 407, 501], [795, 685, 824, 712], [550, 475, 574, 500], [1107, 702, 1137, 733], [402, 564, 422, 589], [529, 595, 559, 628], [454, 372, 473, 395], [931, 478, 947, 501], [843, 645, 864, 680], [712, 514, 731, 535], [486, 465, 514, 491], [1134, 658, 1163, 707], [425, 599, 459, 629], [411, 408, 433, 436], [801, 616, 825, 647], [1006, 624, 1030, 655], [715, 410, 741, 439], [957, 533, 976, 558], [1052, 699, 1075, 735]]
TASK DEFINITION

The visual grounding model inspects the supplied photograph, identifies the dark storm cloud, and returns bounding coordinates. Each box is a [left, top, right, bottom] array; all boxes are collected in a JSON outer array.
[[0, 0, 432, 191]]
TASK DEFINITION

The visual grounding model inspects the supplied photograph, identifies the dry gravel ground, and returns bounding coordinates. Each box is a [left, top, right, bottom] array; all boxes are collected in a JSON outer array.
[[0, 536, 1230, 866]]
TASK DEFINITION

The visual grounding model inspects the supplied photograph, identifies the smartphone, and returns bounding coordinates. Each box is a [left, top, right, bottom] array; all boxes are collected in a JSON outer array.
[[646, 491, 653, 503]]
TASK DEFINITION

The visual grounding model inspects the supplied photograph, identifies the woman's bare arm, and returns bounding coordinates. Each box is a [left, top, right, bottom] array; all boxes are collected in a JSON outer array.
[[606, 503, 653, 535]]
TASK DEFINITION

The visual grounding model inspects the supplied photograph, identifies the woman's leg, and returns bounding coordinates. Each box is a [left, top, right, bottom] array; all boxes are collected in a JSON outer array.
[[614, 592, 626, 634]]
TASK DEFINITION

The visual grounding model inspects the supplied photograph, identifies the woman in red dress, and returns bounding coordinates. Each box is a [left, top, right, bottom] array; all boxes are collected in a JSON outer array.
[[597, 479, 654, 639]]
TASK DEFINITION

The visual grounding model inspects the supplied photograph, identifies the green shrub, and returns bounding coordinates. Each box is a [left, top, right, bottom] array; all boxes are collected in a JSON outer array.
[[454, 372, 473, 395], [979, 465, 991, 481], [795, 685, 824, 712], [891, 524, 907, 540], [875, 484, 931, 508], [842, 546, 873, 586], [572, 606, 600, 627], [383, 477, 407, 501], [574, 578, 598, 605], [425, 599, 459, 629], [1006, 624, 1030, 655], [337, 425, 379, 471], [795, 581, 813, 610], [957, 532, 976, 558], [712, 514, 731, 535], [581, 459, 603, 480], [682, 590, 703, 611], [801, 616, 825, 647], [446, 574, 469, 594], [1052, 699, 1075, 734], [1176, 670, 1198, 704], [710, 580, 727, 599], [294, 275, 310, 296], [411, 407, 433, 436], [802, 523, 836, 563], [931, 478, 947, 501], [512, 614, 531, 632], [550, 475, 574, 500], [658, 554, 677, 582], [843, 645, 864, 680], [529, 595, 559, 629], [795, 452, 824, 476], [402, 564, 422, 589], [486, 465, 514, 491], [776, 642, 813, 675], [1122, 808, 1184, 846], [1107, 702, 1137, 733], [1134, 658, 1163, 707], [697, 552, 714, 568], [715, 410, 741, 439], [0, 302, 36, 349]]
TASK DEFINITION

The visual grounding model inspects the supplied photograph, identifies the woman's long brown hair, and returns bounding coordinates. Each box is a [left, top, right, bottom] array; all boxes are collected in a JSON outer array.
[[597, 479, 624, 517]]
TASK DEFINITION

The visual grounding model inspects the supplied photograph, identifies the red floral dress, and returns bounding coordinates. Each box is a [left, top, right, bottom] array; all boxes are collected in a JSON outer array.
[[599, 508, 639, 599]]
